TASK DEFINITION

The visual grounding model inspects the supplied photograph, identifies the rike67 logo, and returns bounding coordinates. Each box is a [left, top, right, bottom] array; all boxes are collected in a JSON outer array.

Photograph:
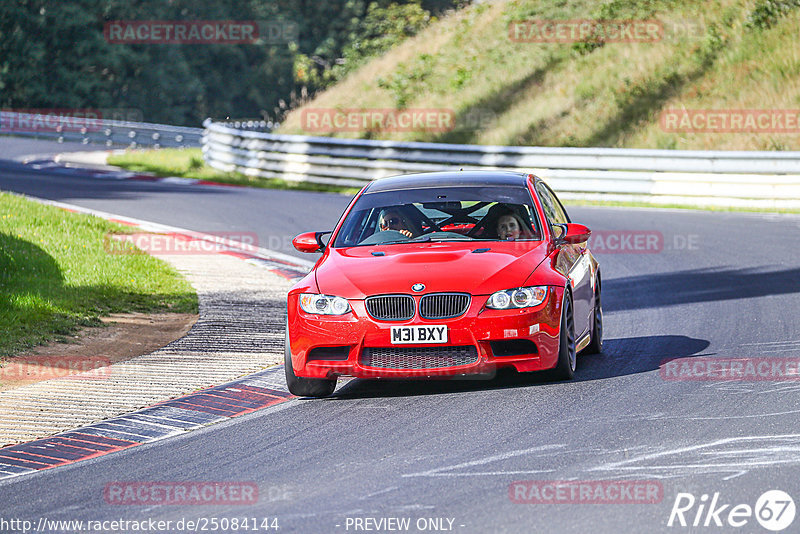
[[668, 490, 795, 531]]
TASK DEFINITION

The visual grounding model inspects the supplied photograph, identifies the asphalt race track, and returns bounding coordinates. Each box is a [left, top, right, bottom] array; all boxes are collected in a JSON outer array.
[[2, 141, 800, 533], [0, 157, 351, 262]]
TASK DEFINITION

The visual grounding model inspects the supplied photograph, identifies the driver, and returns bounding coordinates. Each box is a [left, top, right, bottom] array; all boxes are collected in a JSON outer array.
[[379, 207, 420, 238]]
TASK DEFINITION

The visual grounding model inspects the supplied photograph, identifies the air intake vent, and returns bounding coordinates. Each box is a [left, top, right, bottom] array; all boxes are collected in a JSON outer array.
[[361, 346, 479, 369], [419, 293, 471, 319], [365, 295, 415, 321], [489, 339, 538, 357], [307, 346, 350, 361]]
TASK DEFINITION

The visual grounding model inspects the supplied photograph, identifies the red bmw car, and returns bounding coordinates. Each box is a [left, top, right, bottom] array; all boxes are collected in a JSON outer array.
[[285, 171, 602, 397]]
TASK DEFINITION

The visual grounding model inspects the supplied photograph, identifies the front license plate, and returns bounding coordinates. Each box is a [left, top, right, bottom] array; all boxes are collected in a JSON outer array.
[[390, 325, 448, 344]]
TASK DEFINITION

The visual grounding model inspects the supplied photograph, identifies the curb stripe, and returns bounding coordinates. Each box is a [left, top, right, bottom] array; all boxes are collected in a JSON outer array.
[[0, 191, 301, 481], [0, 455, 56, 469], [196, 180, 244, 188], [21, 157, 251, 190], [0, 452, 64, 465], [20, 446, 88, 462], [46, 438, 113, 453], [0, 367, 294, 481], [168, 400, 242, 417], [32, 197, 312, 281], [0, 463, 37, 475], [62, 432, 139, 447], [122, 414, 198, 430]]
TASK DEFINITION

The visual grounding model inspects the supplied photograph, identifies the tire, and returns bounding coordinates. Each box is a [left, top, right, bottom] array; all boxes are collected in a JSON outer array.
[[552, 291, 577, 380], [284, 323, 337, 398], [584, 277, 603, 355]]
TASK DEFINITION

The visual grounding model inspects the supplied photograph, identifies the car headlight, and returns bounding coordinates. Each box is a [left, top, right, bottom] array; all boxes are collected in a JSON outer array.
[[299, 293, 351, 315], [486, 286, 547, 309]]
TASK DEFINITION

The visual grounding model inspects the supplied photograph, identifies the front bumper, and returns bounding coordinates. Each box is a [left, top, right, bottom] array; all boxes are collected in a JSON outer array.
[[287, 287, 564, 379]]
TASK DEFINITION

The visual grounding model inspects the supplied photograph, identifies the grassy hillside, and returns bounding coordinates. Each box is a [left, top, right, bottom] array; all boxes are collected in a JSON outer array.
[[278, 0, 800, 151]]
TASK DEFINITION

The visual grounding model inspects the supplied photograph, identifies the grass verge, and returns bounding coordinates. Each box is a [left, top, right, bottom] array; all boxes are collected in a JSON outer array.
[[562, 198, 800, 214], [0, 192, 198, 357], [107, 148, 362, 195]]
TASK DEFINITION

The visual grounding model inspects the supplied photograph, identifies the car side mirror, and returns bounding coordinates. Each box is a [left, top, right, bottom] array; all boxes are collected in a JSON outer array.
[[555, 223, 591, 245], [292, 231, 330, 253]]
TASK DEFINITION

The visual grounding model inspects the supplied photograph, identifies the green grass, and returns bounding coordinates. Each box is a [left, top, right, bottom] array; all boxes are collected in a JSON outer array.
[[108, 149, 362, 195], [278, 0, 800, 151], [0, 192, 198, 357], [562, 198, 800, 214]]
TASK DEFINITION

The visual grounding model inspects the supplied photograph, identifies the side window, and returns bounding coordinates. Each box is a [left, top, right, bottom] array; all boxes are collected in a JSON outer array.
[[549, 185, 571, 224], [536, 183, 568, 226], [536, 182, 572, 239]]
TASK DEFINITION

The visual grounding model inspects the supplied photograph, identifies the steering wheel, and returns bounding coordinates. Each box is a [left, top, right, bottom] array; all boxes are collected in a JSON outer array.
[[466, 219, 491, 239]]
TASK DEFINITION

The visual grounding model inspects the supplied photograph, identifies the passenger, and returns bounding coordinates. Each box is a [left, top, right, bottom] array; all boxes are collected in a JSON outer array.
[[489, 205, 535, 240]]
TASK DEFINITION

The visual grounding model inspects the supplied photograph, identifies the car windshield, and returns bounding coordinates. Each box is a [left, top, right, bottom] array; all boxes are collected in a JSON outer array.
[[333, 185, 542, 247]]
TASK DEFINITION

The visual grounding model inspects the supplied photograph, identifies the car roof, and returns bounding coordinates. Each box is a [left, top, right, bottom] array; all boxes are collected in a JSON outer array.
[[363, 170, 536, 193]]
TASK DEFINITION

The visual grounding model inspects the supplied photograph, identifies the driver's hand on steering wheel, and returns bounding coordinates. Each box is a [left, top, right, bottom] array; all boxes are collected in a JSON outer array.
[[398, 229, 413, 238]]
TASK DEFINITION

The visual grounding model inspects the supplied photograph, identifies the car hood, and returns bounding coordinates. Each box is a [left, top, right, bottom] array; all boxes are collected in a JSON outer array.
[[315, 242, 550, 298]]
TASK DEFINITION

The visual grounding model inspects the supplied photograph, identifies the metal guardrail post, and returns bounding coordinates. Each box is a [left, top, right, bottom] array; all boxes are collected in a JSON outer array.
[[0, 111, 203, 149], [201, 119, 800, 209]]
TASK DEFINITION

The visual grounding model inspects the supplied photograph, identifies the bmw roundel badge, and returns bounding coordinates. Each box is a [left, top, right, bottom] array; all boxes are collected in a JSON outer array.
[[412, 283, 425, 292]]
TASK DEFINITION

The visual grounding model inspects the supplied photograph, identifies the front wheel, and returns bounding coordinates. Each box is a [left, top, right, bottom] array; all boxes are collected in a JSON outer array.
[[284, 324, 337, 397], [551, 291, 577, 380]]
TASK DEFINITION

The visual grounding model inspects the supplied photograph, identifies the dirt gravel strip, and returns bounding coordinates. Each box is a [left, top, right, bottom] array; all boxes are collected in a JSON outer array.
[[0, 196, 308, 448]]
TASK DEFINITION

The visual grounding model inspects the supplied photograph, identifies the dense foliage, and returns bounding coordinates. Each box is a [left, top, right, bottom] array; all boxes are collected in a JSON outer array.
[[0, 0, 456, 126]]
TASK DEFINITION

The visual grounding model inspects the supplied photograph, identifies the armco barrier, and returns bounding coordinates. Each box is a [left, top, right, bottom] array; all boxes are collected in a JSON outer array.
[[0, 111, 202, 149], [202, 119, 800, 209]]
